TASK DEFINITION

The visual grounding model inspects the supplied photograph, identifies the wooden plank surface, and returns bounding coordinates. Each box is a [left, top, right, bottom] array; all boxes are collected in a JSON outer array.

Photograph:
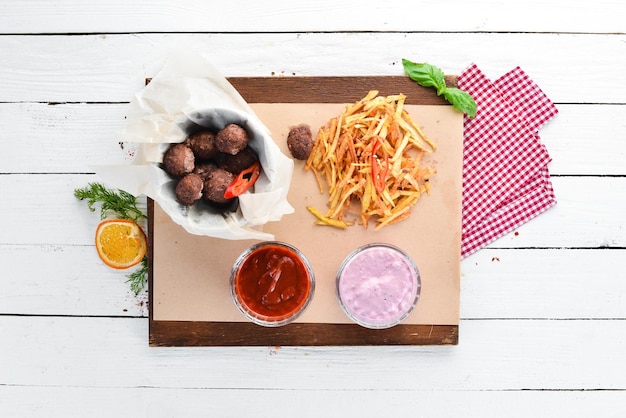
[[227, 75, 456, 104], [149, 317, 459, 346], [3, 385, 626, 417], [2, 103, 624, 176], [1, 0, 625, 414], [2, 0, 624, 34], [148, 199, 459, 346], [148, 75, 461, 346], [5, 316, 626, 390], [3, 174, 624, 249], [1, 33, 624, 104]]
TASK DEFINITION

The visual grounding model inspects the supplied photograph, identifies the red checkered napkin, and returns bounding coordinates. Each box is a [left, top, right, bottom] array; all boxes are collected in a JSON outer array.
[[458, 64, 558, 258]]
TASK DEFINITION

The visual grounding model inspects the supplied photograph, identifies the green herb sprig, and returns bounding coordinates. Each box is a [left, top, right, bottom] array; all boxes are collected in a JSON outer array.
[[126, 257, 148, 295], [74, 182, 148, 294], [74, 182, 146, 222], [402, 58, 477, 118]]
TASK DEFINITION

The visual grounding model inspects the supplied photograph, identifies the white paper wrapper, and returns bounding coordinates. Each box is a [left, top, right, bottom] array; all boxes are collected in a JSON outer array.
[[95, 51, 294, 240]]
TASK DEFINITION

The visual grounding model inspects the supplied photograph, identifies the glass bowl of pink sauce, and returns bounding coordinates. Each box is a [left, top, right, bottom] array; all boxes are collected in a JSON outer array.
[[335, 243, 421, 329]]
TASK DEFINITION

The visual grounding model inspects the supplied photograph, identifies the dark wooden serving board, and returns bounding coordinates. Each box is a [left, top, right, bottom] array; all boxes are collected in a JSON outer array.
[[148, 76, 461, 346]]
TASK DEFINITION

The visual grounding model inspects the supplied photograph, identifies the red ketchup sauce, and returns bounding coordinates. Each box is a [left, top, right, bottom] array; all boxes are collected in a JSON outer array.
[[231, 242, 314, 325]]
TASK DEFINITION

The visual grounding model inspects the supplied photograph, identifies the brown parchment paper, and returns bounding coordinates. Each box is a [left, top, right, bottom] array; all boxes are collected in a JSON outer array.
[[152, 102, 463, 325]]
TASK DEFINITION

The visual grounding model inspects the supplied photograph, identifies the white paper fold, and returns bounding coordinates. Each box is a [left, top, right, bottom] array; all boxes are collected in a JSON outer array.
[[95, 50, 294, 240]]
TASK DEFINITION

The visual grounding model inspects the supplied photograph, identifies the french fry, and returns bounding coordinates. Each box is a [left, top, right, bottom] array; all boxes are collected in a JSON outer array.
[[306, 206, 349, 229], [305, 91, 436, 230]]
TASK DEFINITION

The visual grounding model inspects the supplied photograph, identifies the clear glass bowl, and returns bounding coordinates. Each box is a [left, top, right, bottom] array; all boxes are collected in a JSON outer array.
[[230, 241, 315, 327], [336, 243, 421, 329]]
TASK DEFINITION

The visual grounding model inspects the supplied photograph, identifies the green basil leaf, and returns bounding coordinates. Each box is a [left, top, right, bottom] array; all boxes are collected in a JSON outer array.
[[402, 59, 447, 95], [402, 58, 477, 118], [442, 87, 477, 118]]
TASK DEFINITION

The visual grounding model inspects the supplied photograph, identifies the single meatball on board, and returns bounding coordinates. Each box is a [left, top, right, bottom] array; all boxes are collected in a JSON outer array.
[[287, 124, 313, 160]]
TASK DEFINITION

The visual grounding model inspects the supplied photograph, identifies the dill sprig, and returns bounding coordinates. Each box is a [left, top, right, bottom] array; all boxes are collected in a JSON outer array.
[[74, 182, 148, 294], [74, 182, 146, 222], [127, 257, 148, 295]]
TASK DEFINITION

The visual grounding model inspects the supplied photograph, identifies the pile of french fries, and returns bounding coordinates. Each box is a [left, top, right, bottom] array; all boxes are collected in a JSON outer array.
[[305, 90, 436, 230]]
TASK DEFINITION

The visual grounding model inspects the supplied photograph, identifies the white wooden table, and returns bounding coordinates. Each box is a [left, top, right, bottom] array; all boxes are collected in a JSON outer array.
[[1, 1, 625, 416]]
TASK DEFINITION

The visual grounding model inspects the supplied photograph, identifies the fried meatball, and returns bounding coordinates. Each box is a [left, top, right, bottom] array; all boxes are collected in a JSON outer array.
[[287, 124, 313, 160], [175, 173, 204, 206], [203, 168, 236, 205], [186, 130, 218, 160], [193, 162, 219, 181], [218, 147, 259, 174], [215, 124, 249, 155], [163, 143, 194, 177]]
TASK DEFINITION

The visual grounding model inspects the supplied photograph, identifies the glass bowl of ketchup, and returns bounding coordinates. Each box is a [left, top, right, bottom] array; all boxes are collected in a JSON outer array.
[[336, 243, 421, 329], [230, 241, 315, 327]]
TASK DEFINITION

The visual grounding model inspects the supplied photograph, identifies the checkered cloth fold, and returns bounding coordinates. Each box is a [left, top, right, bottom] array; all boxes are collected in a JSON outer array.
[[458, 65, 559, 258]]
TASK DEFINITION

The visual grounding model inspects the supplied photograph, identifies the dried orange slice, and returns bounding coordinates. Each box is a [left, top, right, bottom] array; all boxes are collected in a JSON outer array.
[[95, 219, 147, 270]]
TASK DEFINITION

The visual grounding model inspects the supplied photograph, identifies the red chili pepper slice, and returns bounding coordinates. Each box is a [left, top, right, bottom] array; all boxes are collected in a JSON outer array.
[[371, 138, 389, 193], [224, 161, 261, 199]]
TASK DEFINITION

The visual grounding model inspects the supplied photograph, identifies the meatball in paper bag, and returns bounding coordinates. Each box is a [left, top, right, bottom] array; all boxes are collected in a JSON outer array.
[[96, 51, 294, 240]]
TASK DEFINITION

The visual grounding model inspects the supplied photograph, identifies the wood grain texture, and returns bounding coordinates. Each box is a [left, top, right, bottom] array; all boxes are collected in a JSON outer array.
[[2, 244, 624, 319], [0, 244, 148, 317], [3, 103, 624, 176], [1, 33, 624, 103], [146, 76, 458, 346], [149, 320, 458, 347], [1, 174, 622, 249], [147, 75, 461, 346], [228, 76, 456, 104], [1, 3, 625, 413], [4, 316, 626, 390], [2, 0, 624, 34], [3, 386, 626, 418]]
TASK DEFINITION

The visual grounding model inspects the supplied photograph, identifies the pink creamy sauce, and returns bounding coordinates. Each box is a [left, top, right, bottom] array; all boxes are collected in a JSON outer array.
[[337, 245, 419, 328]]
